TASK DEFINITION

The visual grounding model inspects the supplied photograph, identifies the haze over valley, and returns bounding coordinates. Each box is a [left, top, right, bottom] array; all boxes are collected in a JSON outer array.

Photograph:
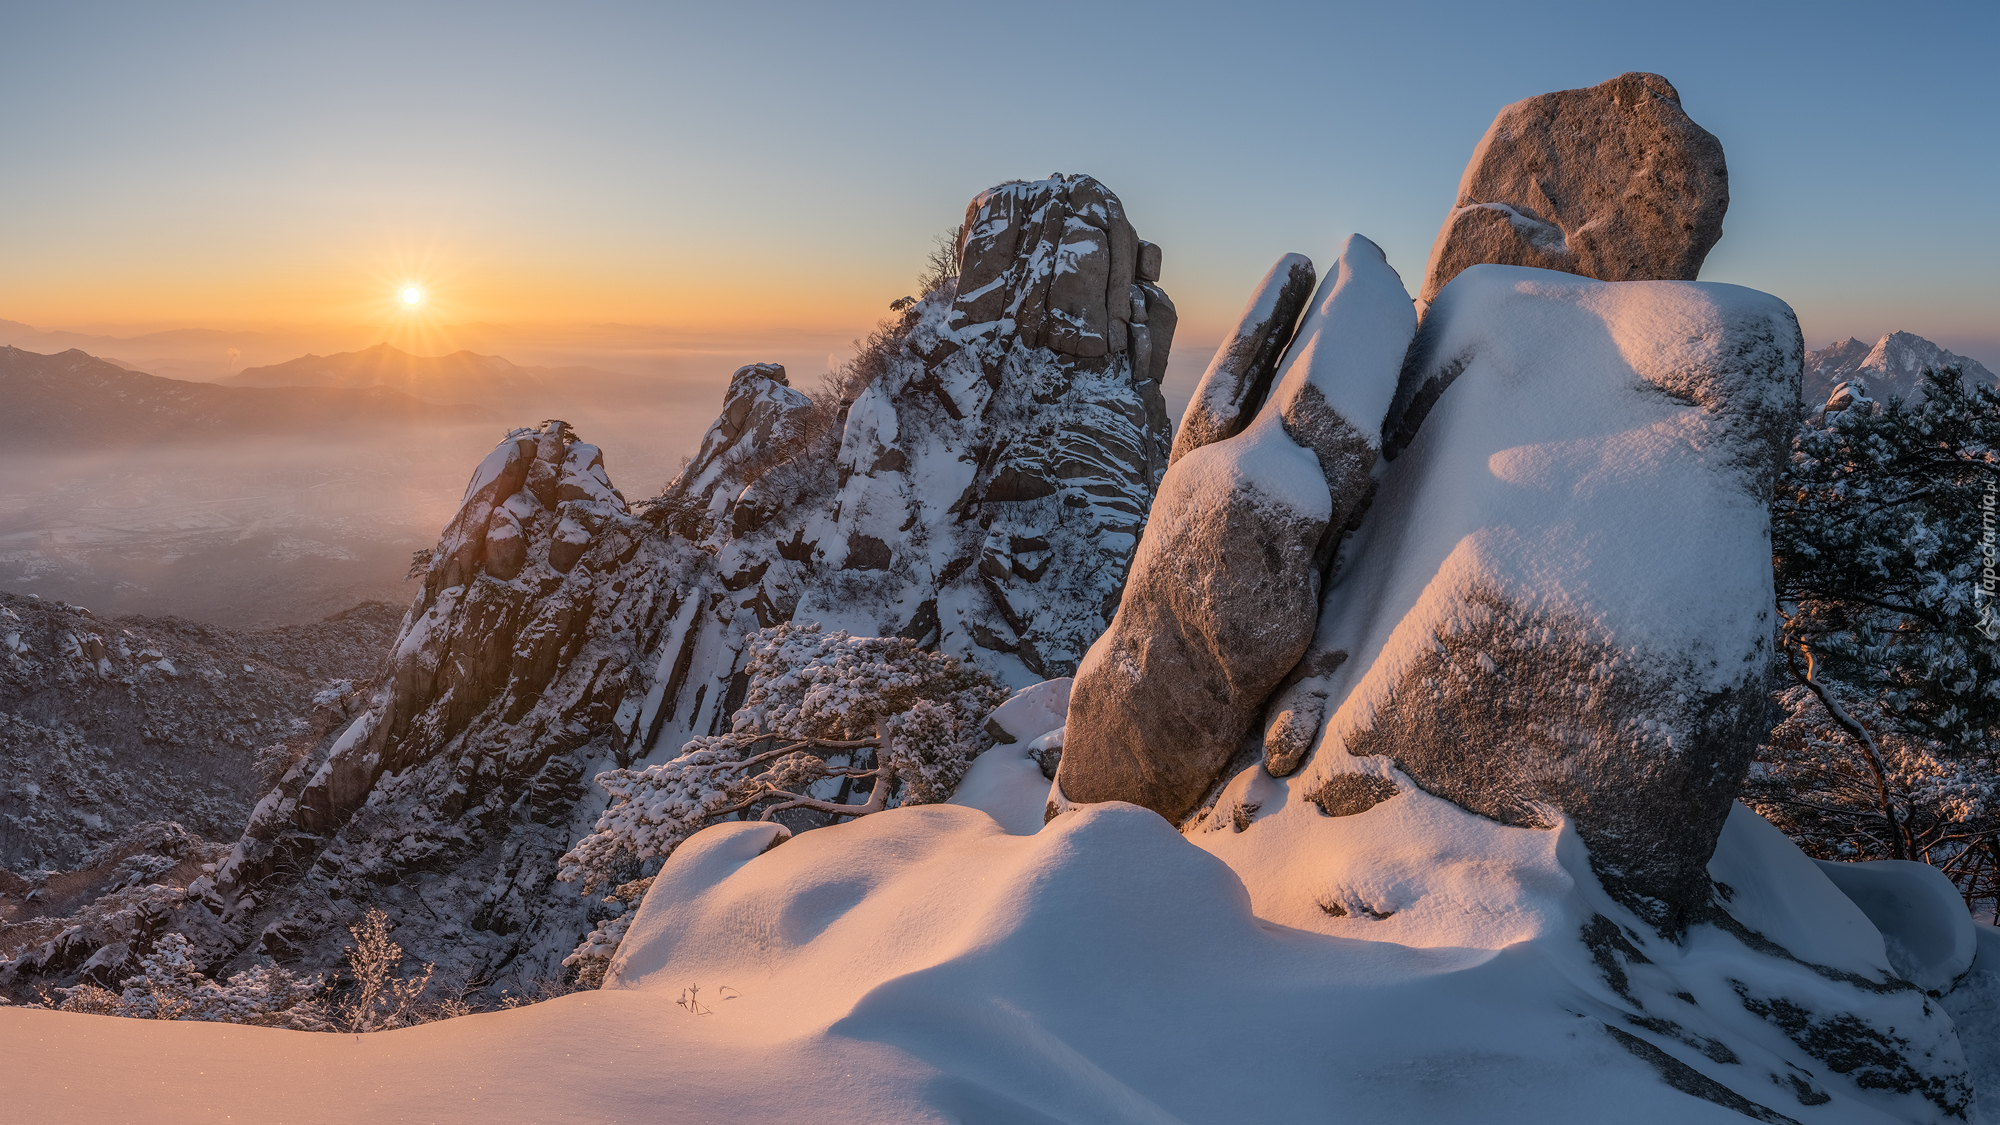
[[0, 313, 1220, 627]]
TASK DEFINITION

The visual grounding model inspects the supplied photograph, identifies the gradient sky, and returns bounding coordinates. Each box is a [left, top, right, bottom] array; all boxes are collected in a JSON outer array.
[[4, 0, 1996, 369]]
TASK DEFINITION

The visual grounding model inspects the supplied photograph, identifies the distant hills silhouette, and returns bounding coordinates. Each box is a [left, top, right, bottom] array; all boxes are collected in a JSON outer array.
[[1, 346, 497, 450]]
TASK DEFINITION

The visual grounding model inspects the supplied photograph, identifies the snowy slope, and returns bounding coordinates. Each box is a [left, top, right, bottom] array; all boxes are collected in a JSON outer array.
[[5, 769, 1981, 1124]]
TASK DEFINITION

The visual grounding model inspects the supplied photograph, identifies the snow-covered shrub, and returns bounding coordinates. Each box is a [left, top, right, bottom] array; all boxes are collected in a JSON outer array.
[[557, 623, 1007, 895], [51, 933, 332, 1029], [562, 876, 653, 988], [38, 910, 451, 1031], [338, 908, 435, 1033], [1774, 365, 2000, 756]]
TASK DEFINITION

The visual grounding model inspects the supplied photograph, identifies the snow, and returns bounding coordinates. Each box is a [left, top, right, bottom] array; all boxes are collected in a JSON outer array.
[[1709, 804, 1891, 978], [1943, 926, 2000, 1103], [1261, 233, 1417, 447], [15, 765, 1984, 1123], [458, 438, 524, 506], [1812, 859, 1978, 993], [946, 740, 1051, 835], [1288, 268, 1797, 780], [600, 804, 1757, 1124], [984, 676, 1071, 743]]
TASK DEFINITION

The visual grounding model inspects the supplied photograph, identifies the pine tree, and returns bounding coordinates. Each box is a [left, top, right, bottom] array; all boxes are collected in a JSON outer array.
[[1757, 365, 2000, 888]]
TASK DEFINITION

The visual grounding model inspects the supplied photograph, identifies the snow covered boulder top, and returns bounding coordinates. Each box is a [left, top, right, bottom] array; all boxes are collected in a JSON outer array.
[[1169, 252, 1316, 465], [1418, 72, 1728, 308], [1211, 266, 1802, 936]]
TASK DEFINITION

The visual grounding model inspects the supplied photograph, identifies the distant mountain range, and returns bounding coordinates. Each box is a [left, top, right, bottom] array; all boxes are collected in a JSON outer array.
[[221, 342, 640, 406], [0, 319, 381, 382], [1, 346, 497, 450], [1803, 331, 1997, 410]]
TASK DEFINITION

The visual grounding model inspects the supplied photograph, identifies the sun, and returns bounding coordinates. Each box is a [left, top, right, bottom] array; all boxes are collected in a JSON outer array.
[[400, 285, 423, 306]]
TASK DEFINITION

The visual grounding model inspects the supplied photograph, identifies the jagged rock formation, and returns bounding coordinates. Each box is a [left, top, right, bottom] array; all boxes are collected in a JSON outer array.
[[201, 419, 657, 981], [1417, 72, 1728, 308], [793, 174, 1175, 684], [1803, 331, 1997, 409], [641, 173, 1176, 759], [181, 174, 1175, 991], [1063, 73, 1744, 832], [1059, 236, 1414, 822]]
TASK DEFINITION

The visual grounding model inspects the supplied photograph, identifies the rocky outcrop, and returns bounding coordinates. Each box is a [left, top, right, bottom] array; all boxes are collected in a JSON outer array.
[[1417, 72, 1728, 308], [196, 419, 660, 979], [1058, 236, 1414, 823], [183, 174, 1176, 991], [1227, 266, 1802, 935], [1167, 254, 1315, 464]]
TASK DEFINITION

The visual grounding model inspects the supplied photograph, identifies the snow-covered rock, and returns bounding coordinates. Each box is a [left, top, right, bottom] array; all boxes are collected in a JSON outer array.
[[1167, 252, 1316, 464], [791, 173, 1174, 687], [3, 776, 1980, 1123], [1060, 235, 1415, 823], [1418, 72, 1729, 308], [588, 789, 1969, 1123], [197, 418, 657, 981], [1804, 331, 1998, 411], [1190, 265, 1802, 939]]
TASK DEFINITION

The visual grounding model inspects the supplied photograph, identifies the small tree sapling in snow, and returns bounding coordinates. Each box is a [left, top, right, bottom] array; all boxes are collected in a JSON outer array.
[[557, 623, 1006, 972], [340, 908, 434, 1033]]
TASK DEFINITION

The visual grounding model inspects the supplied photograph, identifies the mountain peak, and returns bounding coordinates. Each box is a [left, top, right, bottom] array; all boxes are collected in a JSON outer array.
[[1803, 330, 1994, 409]]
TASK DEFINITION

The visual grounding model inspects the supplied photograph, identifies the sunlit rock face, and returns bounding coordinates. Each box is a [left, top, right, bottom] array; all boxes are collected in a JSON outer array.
[[197, 175, 1176, 988], [1417, 71, 1729, 309]]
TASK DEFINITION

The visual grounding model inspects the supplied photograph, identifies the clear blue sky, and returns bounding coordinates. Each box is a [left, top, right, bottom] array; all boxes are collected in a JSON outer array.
[[4, 0, 1995, 368]]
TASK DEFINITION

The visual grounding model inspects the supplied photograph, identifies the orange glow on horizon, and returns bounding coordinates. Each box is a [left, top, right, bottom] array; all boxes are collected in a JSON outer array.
[[0, 233, 925, 338]]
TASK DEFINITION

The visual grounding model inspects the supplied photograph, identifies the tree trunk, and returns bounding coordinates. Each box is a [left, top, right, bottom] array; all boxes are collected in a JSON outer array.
[[1788, 644, 1908, 861]]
